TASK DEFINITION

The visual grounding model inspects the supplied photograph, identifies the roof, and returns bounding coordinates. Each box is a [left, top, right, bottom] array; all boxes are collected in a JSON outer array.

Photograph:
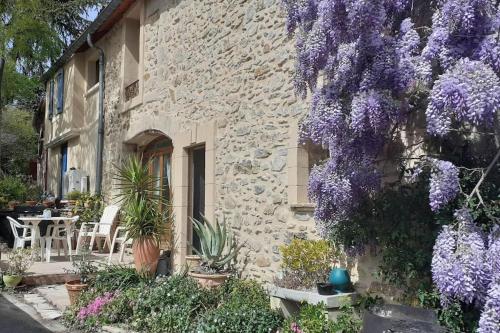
[[42, 0, 137, 82]]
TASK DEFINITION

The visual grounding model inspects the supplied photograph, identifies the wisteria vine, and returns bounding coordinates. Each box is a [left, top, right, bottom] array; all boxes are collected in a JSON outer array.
[[282, 0, 500, 330]]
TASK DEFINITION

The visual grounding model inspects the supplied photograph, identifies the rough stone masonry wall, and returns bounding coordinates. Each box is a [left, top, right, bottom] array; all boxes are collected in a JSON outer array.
[[98, 0, 319, 282]]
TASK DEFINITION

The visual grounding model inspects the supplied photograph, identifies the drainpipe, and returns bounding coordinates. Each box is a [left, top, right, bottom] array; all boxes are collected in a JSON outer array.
[[87, 34, 105, 195]]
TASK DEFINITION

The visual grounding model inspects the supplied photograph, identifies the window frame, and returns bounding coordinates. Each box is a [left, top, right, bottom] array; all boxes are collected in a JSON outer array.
[[56, 70, 64, 114]]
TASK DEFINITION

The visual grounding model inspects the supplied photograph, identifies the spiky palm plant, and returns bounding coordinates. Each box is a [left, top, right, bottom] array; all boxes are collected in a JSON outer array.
[[113, 155, 167, 242], [190, 216, 241, 273]]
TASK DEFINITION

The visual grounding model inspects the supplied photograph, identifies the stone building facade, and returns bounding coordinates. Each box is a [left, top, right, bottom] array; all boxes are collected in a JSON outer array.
[[42, 0, 332, 282]]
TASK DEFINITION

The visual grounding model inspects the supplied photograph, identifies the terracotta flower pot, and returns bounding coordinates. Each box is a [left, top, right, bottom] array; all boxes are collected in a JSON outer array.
[[3, 275, 22, 288], [188, 271, 229, 289], [132, 237, 160, 276], [65, 280, 87, 305]]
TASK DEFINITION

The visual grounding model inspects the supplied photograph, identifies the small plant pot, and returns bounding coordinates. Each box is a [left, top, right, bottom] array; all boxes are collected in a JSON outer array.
[[317, 282, 336, 295], [188, 271, 229, 289], [329, 268, 352, 292], [3, 275, 22, 288], [25, 200, 37, 207], [65, 280, 88, 305]]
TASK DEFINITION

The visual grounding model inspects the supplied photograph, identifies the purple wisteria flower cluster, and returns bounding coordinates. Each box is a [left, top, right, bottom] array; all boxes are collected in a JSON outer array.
[[427, 59, 500, 136], [283, 0, 499, 329], [428, 158, 460, 211], [77, 292, 116, 321], [432, 211, 500, 331], [283, 0, 499, 228], [431, 209, 489, 306]]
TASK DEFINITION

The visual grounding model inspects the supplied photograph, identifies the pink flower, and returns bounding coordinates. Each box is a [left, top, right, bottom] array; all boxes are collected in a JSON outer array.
[[77, 292, 116, 321], [290, 322, 304, 333]]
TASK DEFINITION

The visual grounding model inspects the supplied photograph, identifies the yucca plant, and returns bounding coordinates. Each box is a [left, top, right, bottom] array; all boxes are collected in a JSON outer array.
[[190, 216, 241, 273], [113, 156, 167, 242]]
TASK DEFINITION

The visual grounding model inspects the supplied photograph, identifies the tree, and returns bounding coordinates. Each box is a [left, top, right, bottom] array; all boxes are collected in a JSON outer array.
[[0, 0, 107, 173], [282, 0, 499, 331], [0, 107, 38, 175]]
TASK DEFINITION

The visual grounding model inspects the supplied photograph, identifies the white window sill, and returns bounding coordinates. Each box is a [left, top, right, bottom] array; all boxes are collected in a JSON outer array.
[[85, 83, 99, 97], [122, 94, 142, 113]]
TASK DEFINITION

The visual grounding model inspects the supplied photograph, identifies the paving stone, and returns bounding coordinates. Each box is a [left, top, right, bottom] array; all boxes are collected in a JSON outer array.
[[39, 310, 62, 320]]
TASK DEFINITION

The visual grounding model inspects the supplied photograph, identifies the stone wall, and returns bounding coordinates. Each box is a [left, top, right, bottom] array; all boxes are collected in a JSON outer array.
[[92, 0, 319, 282], [77, 0, 389, 290]]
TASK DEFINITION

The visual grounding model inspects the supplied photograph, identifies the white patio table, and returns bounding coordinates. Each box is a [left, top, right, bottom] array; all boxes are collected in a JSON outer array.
[[18, 216, 76, 261]]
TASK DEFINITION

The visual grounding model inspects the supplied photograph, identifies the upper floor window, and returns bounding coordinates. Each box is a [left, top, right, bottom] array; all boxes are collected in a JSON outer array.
[[87, 59, 99, 88], [56, 70, 64, 114], [123, 4, 141, 103], [48, 80, 54, 118]]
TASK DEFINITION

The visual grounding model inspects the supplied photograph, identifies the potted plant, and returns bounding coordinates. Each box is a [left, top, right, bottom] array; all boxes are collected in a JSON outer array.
[[64, 244, 97, 305], [114, 156, 166, 276], [66, 190, 82, 206], [274, 239, 337, 292], [2, 248, 37, 288], [188, 216, 241, 288], [25, 184, 42, 206]]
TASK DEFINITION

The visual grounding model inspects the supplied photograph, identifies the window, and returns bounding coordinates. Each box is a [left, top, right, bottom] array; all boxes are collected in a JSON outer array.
[[59, 143, 68, 198], [87, 59, 99, 88], [48, 80, 54, 118], [288, 122, 328, 207], [123, 14, 140, 102], [56, 70, 64, 114], [189, 146, 205, 253]]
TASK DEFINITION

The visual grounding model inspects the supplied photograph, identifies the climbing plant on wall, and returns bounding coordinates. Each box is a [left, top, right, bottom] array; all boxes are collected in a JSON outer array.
[[282, 0, 499, 331]]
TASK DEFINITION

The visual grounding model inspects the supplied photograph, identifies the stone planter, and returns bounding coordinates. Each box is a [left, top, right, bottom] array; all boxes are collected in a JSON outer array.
[[185, 255, 201, 270], [65, 280, 88, 305], [3, 275, 22, 288], [188, 271, 229, 288], [268, 285, 357, 320]]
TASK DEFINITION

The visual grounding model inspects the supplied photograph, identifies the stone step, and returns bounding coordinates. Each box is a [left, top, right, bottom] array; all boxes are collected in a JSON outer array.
[[23, 292, 62, 320]]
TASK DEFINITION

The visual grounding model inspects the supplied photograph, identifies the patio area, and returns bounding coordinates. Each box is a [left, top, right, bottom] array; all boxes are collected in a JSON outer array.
[[0, 251, 133, 286]]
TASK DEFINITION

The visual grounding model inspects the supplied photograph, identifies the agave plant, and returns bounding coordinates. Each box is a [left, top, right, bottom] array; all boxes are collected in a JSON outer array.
[[190, 216, 240, 273]]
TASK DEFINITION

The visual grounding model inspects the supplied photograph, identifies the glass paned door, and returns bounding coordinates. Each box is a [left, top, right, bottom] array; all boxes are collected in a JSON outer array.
[[143, 137, 173, 249]]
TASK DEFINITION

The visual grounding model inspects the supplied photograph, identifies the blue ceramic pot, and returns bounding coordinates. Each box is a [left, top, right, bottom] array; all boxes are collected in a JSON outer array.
[[328, 268, 351, 292]]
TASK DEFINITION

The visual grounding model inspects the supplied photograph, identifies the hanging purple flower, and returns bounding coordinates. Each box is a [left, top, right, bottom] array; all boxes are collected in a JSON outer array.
[[431, 210, 489, 307], [478, 281, 500, 333], [428, 159, 460, 211]]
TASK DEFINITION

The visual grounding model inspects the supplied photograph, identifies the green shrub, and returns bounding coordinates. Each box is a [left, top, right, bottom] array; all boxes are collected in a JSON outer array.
[[130, 275, 215, 333], [72, 193, 104, 226], [0, 176, 28, 202], [283, 303, 335, 333], [277, 239, 337, 289], [63, 266, 149, 332], [196, 278, 283, 333], [91, 265, 148, 293]]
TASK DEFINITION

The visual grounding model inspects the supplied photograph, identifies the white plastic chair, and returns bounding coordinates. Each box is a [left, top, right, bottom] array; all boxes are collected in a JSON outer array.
[[44, 216, 79, 262], [107, 226, 132, 264], [7, 216, 34, 249], [76, 205, 120, 254]]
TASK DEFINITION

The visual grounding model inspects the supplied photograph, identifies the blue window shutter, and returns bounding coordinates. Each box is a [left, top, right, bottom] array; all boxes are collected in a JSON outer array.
[[48, 80, 54, 117], [56, 70, 64, 114]]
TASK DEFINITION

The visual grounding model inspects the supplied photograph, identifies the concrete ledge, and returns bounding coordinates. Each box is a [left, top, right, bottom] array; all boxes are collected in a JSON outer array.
[[268, 285, 357, 320], [268, 285, 357, 308]]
